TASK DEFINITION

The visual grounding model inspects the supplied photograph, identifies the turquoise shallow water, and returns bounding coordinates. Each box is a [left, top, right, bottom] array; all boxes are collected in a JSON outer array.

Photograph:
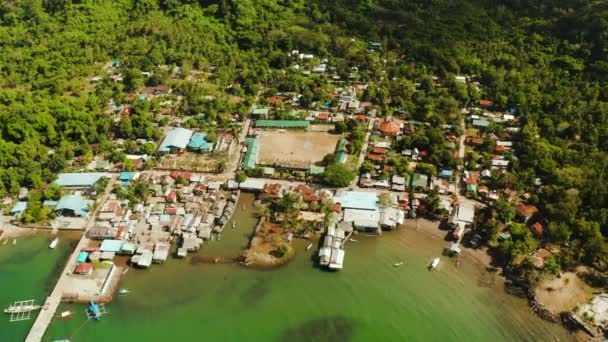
[[3, 195, 573, 341], [0, 233, 75, 341]]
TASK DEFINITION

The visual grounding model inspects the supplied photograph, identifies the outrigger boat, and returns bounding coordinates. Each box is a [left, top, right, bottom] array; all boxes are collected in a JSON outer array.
[[49, 237, 59, 249], [4, 303, 41, 314], [429, 257, 440, 270], [57, 310, 74, 320], [393, 261, 404, 267]]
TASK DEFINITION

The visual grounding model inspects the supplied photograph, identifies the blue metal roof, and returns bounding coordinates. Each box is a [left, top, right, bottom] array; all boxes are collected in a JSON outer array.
[[119, 172, 134, 181], [158, 128, 193, 152], [187, 133, 214, 152], [337, 191, 379, 210], [56, 195, 92, 216], [10, 201, 27, 214], [55, 173, 108, 188], [439, 169, 453, 178], [77, 252, 89, 263]]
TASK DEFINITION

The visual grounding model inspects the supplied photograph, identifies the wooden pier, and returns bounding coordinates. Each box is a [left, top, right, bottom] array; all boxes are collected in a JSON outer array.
[[26, 177, 116, 342]]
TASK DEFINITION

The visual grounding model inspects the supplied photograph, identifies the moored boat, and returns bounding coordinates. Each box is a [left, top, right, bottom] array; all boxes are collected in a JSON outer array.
[[4, 304, 41, 314], [57, 310, 74, 320], [429, 257, 440, 270], [306, 242, 313, 250], [118, 288, 130, 295], [49, 237, 59, 249], [232, 221, 236, 229], [12, 239, 16, 245], [393, 261, 404, 267]]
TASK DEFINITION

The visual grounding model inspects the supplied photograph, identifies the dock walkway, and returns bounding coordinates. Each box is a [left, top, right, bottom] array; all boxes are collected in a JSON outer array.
[[26, 177, 116, 342]]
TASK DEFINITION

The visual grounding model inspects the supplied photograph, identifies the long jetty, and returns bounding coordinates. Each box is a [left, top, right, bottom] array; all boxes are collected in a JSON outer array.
[[26, 178, 116, 342]]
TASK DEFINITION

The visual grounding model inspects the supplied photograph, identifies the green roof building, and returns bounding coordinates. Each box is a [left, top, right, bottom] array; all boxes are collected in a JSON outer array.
[[255, 120, 309, 129], [335, 137, 348, 164], [309, 165, 325, 175], [242, 138, 260, 169], [408, 173, 429, 189]]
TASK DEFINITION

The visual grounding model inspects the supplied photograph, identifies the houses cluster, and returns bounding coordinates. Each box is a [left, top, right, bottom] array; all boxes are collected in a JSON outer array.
[[82, 171, 238, 270], [462, 100, 520, 201], [8, 173, 108, 222]]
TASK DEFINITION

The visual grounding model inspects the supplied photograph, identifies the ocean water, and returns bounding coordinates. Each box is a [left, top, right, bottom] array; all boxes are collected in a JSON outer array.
[[9, 195, 573, 341], [0, 232, 75, 341]]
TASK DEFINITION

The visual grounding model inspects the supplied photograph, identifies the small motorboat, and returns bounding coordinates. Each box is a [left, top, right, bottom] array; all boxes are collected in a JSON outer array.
[[232, 221, 236, 229], [393, 261, 404, 267], [118, 288, 130, 295], [49, 237, 59, 249], [12, 239, 16, 246], [306, 242, 313, 250], [57, 310, 74, 320], [87, 301, 101, 320], [217, 235, 221, 241], [348, 238, 358, 243], [429, 257, 440, 270]]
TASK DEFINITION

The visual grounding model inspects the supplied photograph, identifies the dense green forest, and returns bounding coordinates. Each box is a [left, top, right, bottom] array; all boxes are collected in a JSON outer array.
[[1, 0, 608, 269]]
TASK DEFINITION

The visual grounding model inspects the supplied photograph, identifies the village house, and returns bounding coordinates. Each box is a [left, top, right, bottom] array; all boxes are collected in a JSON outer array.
[[376, 117, 403, 136]]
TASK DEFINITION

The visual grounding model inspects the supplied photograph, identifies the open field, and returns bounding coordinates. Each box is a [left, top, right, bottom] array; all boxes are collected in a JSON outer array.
[[257, 130, 340, 167], [157, 152, 226, 172]]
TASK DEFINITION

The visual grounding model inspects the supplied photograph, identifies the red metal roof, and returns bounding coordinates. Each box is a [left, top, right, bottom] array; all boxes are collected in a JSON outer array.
[[479, 100, 494, 107], [74, 263, 93, 274], [372, 147, 389, 154], [367, 154, 384, 162]]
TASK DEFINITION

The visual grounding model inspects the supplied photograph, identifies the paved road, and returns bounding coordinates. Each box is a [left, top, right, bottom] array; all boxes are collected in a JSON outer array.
[[26, 177, 117, 342], [349, 117, 376, 187]]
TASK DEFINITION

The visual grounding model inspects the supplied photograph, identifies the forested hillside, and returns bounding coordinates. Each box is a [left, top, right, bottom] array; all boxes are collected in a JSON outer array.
[[1, 0, 608, 267]]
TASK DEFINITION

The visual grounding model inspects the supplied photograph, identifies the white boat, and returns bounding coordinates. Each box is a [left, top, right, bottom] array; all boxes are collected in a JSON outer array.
[[349, 238, 358, 243], [57, 310, 74, 319], [429, 257, 440, 270], [232, 221, 236, 229], [4, 304, 41, 314], [306, 242, 313, 250], [393, 261, 404, 267], [49, 237, 59, 249], [118, 288, 130, 295], [12, 239, 16, 246]]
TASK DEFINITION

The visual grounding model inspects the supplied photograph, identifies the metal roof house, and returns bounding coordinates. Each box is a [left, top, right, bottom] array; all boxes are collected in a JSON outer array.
[[187, 132, 214, 152], [242, 138, 260, 169], [158, 128, 194, 153], [10, 201, 27, 216], [472, 119, 490, 128], [254, 120, 310, 129], [336, 191, 379, 211], [55, 173, 109, 188], [55, 194, 94, 217], [119, 172, 135, 185], [342, 208, 380, 231], [251, 108, 269, 118]]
